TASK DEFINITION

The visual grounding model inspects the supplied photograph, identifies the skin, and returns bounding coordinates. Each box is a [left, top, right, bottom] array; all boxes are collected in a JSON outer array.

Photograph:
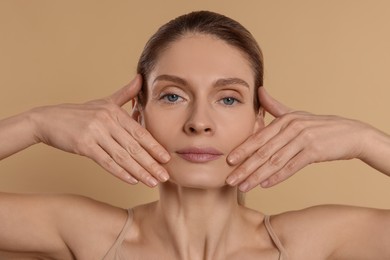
[[135, 34, 266, 259], [1, 33, 390, 259], [0, 76, 170, 187], [227, 87, 390, 191], [141, 33, 262, 189]]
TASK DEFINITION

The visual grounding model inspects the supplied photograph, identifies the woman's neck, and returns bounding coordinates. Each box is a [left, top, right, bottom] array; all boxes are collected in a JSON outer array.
[[151, 182, 243, 260]]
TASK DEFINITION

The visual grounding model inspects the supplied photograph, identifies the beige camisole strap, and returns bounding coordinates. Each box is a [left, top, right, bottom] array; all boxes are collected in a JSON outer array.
[[264, 215, 289, 260], [102, 208, 133, 260]]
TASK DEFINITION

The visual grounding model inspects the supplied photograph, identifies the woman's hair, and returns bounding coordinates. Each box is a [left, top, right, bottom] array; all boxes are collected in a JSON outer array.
[[137, 11, 264, 205], [137, 10, 264, 110]]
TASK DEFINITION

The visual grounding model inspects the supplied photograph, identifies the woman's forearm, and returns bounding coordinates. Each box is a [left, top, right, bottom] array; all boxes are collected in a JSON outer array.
[[360, 126, 390, 177], [0, 110, 39, 160]]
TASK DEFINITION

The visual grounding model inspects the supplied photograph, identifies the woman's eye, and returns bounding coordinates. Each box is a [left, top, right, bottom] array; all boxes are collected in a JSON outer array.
[[160, 93, 182, 103], [221, 97, 239, 106]]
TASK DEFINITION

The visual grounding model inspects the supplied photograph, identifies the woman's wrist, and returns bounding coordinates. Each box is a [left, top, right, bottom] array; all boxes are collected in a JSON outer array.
[[0, 108, 42, 160], [25, 107, 44, 145], [358, 124, 390, 175]]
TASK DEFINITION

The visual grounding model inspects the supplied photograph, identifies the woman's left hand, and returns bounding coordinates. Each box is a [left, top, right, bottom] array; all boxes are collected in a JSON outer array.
[[226, 87, 372, 192]]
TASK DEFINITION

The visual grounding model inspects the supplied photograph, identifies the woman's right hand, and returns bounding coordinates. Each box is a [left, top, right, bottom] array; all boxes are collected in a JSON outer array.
[[31, 75, 170, 187]]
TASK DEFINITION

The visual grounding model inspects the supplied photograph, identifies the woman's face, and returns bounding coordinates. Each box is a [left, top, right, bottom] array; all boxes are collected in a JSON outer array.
[[142, 34, 263, 189]]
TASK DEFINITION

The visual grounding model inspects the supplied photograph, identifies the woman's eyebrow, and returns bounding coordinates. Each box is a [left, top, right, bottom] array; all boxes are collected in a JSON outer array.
[[152, 74, 249, 89], [214, 78, 249, 88], [153, 74, 188, 86]]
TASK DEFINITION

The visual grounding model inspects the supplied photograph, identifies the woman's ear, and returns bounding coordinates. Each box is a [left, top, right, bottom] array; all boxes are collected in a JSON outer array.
[[131, 98, 144, 126], [253, 107, 265, 133]]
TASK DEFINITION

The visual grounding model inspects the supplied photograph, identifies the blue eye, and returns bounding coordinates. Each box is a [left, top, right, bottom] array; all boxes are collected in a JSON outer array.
[[166, 94, 179, 102], [221, 97, 237, 105], [160, 93, 182, 103]]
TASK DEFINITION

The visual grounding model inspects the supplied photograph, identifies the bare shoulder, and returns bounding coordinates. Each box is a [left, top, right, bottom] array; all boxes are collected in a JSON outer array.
[[51, 194, 129, 258], [0, 192, 128, 259], [269, 205, 389, 259]]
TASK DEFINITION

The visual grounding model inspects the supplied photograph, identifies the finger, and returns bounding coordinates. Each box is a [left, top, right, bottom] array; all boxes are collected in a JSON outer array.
[[227, 117, 284, 165], [111, 125, 169, 182], [238, 138, 304, 192], [89, 144, 139, 185], [97, 137, 160, 187], [108, 74, 142, 106], [261, 150, 311, 188], [227, 111, 315, 166], [118, 112, 171, 164], [258, 87, 292, 117], [226, 124, 298, 185]]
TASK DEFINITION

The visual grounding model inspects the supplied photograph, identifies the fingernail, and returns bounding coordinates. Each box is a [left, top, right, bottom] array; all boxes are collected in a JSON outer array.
[[226, 175, 238, 186], [261, 180, 269, 187], [158, 170, 169, 182], [147, 177, 158, 187], [127, 175, 139, 185], [160, 152, 170, 163], [239, 182, 249, 192], [228, 153, 239, 165]]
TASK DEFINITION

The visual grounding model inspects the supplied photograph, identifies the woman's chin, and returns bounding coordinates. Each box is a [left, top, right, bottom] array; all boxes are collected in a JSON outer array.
[[161, 159, 234, 189], [166, 175, 227, 190]]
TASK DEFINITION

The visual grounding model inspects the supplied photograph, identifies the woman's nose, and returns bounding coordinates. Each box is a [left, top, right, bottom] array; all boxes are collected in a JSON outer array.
[[184, 105, 215, 135]]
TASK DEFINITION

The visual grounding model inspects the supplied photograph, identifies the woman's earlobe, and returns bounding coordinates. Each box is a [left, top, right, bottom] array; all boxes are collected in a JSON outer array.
[[258, 107, 265, 119], [131, 99, 144, 125], [253, 107, 265, 133]]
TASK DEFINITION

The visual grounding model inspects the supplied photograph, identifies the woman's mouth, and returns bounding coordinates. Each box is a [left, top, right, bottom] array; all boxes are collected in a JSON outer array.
[[176, 147, 223, 163]]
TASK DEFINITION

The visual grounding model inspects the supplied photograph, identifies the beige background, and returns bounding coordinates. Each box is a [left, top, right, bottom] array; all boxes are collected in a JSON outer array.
[[1, 1, 390, 214]]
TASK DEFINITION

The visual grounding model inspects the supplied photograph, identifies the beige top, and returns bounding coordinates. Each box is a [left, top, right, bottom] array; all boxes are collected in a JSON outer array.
[[102, 209, 289, 260], [264, 215, 289, 260]]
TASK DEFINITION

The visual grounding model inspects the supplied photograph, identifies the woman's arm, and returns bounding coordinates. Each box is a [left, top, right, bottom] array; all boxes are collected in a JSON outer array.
[[0, 76, 168, 256], [359, 126, 390, 175], [226, 88, 390, 258], [274, 205, 390, 259], [0, 193, 74, 258], [0, 110, 39, 160], [226, 87, 390, 191], [0, 193, 127, 259], [330, 207, 390, 260], [0, 75, 170, 186]]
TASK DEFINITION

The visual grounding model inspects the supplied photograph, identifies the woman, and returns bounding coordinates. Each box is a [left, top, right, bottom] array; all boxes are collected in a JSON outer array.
[[1, 10, 390, 259]]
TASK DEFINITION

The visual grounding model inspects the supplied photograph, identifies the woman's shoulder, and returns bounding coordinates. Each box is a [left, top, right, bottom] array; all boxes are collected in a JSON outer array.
[[49, 193, 129, 259], [0, 192, 129, 259], [271, 204, 377, 230], [44, 193, 128, 226], [269, 204, 379, 259]]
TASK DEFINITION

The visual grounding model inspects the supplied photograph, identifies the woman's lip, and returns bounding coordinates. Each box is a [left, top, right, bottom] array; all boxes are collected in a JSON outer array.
[[176, 153, 222, 163], [176, 147, 223, 155], [176, 147, 223, 163]]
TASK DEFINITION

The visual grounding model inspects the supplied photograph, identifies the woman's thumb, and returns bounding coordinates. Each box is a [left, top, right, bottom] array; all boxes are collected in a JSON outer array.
[[258, 87, 292, 117], [108, 74, 142, 106]]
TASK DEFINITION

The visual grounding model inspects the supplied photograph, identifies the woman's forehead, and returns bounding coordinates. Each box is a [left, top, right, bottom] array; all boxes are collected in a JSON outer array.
[[148, 34, 255, 89]]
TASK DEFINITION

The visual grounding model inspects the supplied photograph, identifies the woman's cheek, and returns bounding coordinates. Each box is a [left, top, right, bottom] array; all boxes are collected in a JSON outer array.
[[224, 113, 256, 143], [144, 114, 174, 148]]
